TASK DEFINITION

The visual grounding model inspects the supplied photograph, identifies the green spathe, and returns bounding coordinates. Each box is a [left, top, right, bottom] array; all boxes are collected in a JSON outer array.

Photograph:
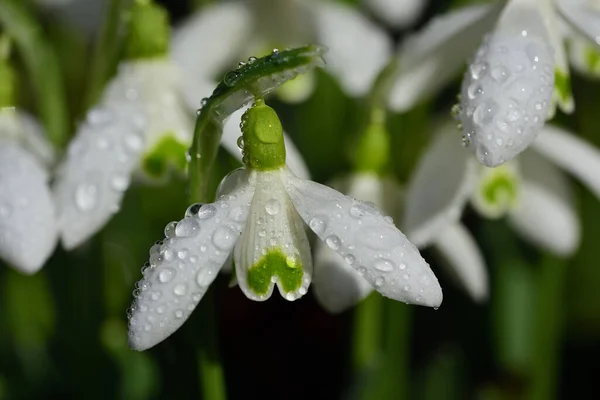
[[241, 101, 286, 170], [247, 249, 303, 295], [126, 0, 169, 60], [142, 134, 188, 179]]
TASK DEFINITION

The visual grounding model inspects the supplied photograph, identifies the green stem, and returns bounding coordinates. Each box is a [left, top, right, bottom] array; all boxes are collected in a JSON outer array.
[[378, 301, 411, 399], [84, 0, 130, 110], [352, 293, 383, 373], [528, 255, 565, 400], [0, 0, 69, 148]]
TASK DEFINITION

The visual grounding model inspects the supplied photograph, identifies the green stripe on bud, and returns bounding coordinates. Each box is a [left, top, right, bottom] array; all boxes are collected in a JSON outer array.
[[247, 249, 303, 295], [471, 164, 520, 219], [240, 100, 286, 170], [126, 0, 169, 60]]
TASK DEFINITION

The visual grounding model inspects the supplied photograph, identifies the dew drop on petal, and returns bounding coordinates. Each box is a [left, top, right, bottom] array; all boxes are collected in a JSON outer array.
[[164, 221, 177, 238], [158, 268, 175, 283], [75, 183, 98, 211], [175, 218, 200, 237], [374, 258, 395, 273], [212, 226, 237, 250], [309, 217, 326, 234], [264, 199, 280, 215], [197, 204, 217, 219], [325, 235, 341, 250], [173, 284, 187, 296]]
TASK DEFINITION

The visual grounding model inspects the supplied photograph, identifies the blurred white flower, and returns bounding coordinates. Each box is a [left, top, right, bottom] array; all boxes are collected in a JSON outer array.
[[363, 0, 428, 29], [387, 0, 600, 166], [0, 108, 57, 273], [405, 122, 600, 267], [126, 102, 442, 351], [171, 0, 392, 106]]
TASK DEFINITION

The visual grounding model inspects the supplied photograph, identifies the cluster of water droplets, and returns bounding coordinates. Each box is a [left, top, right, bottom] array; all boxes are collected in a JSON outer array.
[[284, 173, 441, 306], [458, 31, 554, 167], [127, 183, 254, 350]]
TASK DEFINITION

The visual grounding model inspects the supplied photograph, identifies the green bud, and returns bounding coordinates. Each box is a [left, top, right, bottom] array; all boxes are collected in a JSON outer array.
[[241, 101, 286, 170], [353, 115, 390, 175], [126, 1, 170, 60]]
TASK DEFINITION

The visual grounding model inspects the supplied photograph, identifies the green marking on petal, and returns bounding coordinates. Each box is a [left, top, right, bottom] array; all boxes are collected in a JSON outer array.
[[584, 46, 600, 73], [554, 68, 573, 108], [247, 249, 303, 296], [473, 164, 520, 219], [142, 134, 188, 179]]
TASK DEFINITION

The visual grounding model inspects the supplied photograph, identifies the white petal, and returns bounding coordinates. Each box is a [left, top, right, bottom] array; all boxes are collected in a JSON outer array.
[[388, 3, 502, 112], [312, 1, 392, 97], [221, 107, 311, 180], [363, 0, 428, 29], [234, 170, 312, 301], [459, 3, 554, 167], [556, 0, 600, 51], [171, 2, 253, 106], [128, 176, 255, 351], [508, 149, 579, 255], [54, 60, 193, 249], [284, 170, 442, 307], [0, 109, 55, 167], [313, 240, 373, 314], [431, 222, 488, 302], [312, 173, 403, 313], [532, 125, 600, 200], [403, 127, 476, 248], [0, 143, 57, 273]]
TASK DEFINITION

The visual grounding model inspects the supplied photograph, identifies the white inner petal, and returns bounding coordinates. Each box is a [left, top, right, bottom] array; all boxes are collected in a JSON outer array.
[[235, 169, 312, 302]]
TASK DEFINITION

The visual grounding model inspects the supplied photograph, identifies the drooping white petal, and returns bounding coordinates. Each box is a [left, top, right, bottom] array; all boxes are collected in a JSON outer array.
[[9, 111, 55, 167], [532, 125, 600, 200], [312, 173, 404, 313], [404, 127, 476, 248], [234, 170, 312, 301], [388, 3, 502, 112], [171, 2, 253, 107], [54, 60, 193, 249], [459, 1, 555, 167], [128, 175, 255, 351], [363, 0, 428, 29], [431, 222, 488, 302], [312, 0, 392, 97], [284, 170, 442, 307], [221, 107, 311, 180], [508, 149, 579, 255], [556, 0, 600, 51], [0, 143, 57, 273]]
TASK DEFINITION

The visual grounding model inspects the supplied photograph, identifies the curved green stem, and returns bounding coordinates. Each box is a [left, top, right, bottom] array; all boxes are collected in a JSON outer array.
[[352, 293, 383, 373], [0, 0, 69, 148]]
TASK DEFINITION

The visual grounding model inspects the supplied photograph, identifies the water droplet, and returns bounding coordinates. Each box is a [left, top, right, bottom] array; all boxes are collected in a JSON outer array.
[[213, 226, 237, 250], [185, 203, 203, 218], [175, 310, 184, 319], [223, 70, 240, 87], [467, 83, 483, 100], [374, 258, 395, 272], [344, 254, 356, 265], [286, 254, 301, 268], [470, 62, 487, 80], [164, 221, 177, 238], [358, 266, 367, 276], [228, 206, 247, 222], [75, 183, 98, 211], [173, 284, 187, 296], [264, 199, 280, 215], [237, 136, 244, 149], [374, 277, 385, 287], [402, 272, 410, 280], [491, 66, 510, 83], [325, 235, 341, 250], [309, 216, 326, 234], [258, 229, 266, 237], [349, 204, 366, 219], [175, 218, 200, 237], [286, 292, 296, 301], [124, 133, 143, 153], [197, 204, 217, 219], [248, 56, 257, 64], [473, 99, 499, 126], [399, 263, 406, 270], [158, 268, 175, 283], [110, 174, 129, 191]]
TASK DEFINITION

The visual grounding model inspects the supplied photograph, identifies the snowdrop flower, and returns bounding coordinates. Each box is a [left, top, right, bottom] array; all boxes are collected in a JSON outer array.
[[53, 1, 194, 249], [127, 101, 442, 350], [405, 121, 600, 273], [0, 108, 58, 273], [171, 0, 392, 106], [387, 0, 600, 167], [363, 0, 428, 30]]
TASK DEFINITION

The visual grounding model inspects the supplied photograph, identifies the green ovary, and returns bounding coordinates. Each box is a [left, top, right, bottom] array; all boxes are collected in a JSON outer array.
[[142, 134, 188, 179], [247, 249, 303, 295], [554, 68, 572, 104]]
